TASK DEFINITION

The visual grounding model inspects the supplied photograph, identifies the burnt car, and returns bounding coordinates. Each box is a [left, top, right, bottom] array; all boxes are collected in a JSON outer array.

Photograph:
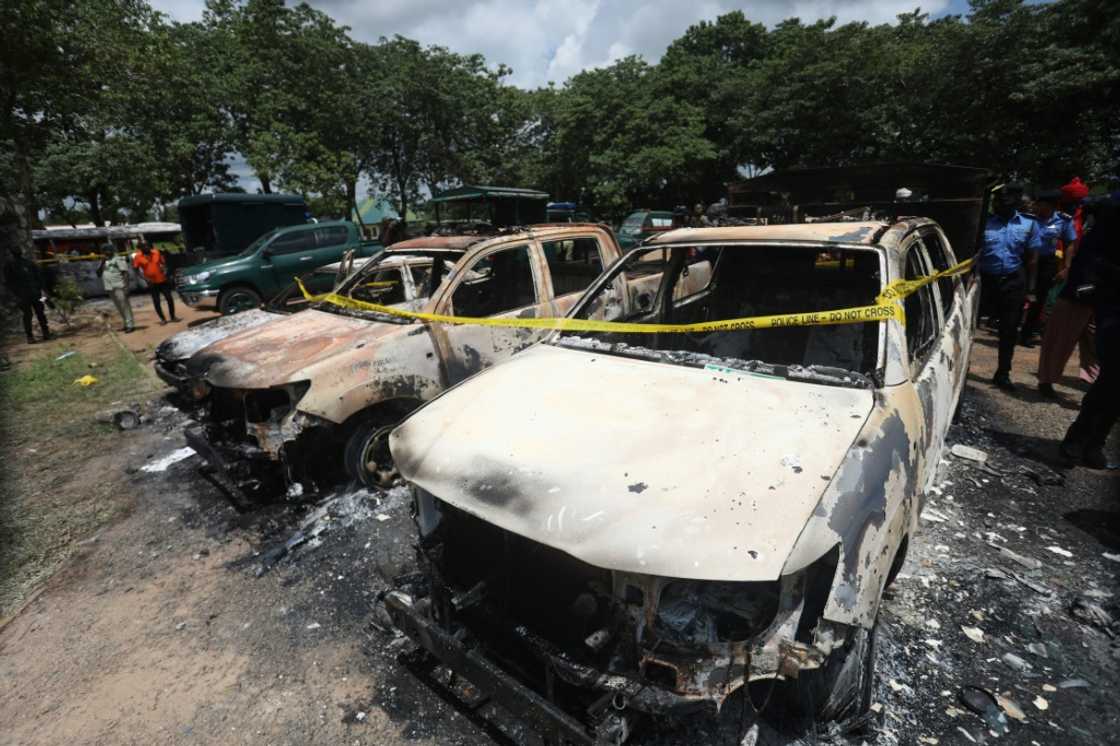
[[184, 226, 671, 500], [154, 258, 372, 394], [385, 218, 979, 741]]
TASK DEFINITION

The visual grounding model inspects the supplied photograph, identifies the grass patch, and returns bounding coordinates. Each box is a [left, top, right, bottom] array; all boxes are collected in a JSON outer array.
[[0, 336, 161, 617], [0, 343, 156, 442]]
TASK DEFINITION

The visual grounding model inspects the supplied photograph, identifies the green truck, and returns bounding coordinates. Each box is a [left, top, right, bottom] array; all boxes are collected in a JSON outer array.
[[175, 220, 382, 314]]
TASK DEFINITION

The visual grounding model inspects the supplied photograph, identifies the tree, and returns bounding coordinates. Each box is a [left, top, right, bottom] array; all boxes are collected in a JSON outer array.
[[534, 57, 716, 220], [206, 0, 358, 199], [658, 11, 771, 199], [361, 37, 524, 225], [137, 20, 238, 199], [1, 0, 157, 237]]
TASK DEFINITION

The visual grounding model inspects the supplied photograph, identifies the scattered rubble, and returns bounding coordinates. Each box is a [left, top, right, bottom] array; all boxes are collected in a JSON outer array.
[[958, 686, 1008, 735], [950, 444, 988, 463], [96, 403, 143, 430], [961, 626, 986, 644], [1069, 597, 1115, 631], [140, 447, 196, 473]]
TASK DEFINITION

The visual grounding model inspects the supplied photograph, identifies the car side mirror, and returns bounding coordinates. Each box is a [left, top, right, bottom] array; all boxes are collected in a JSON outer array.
[[261, 248, 273, 260]]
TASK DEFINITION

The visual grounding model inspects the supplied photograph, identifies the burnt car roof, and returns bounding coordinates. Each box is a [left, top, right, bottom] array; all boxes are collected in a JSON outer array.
[[388, 235, 483, 251], [644, 217, 942, 259], [647, 222, 888, 246]]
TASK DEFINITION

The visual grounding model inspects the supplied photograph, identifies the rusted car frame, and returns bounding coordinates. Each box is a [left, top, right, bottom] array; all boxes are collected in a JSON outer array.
[[385, 218, 979, 741]]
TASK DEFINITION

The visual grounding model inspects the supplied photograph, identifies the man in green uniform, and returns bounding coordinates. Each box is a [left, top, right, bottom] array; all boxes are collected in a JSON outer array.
[[97, 242, 134, 332]]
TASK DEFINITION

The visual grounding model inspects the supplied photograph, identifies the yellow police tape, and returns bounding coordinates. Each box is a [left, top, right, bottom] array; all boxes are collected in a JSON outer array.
[[297, 257, 974, 334], [35, 253, 106, 265]]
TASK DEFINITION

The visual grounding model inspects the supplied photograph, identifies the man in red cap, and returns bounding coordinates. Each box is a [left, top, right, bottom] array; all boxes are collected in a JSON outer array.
[[1060, 177, 1090, 239]]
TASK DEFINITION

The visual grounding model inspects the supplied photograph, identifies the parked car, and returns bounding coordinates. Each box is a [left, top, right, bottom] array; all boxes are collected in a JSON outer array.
[[384, 218, 979, 741], [154, 258, 372, 394], [617, 209, 675, 249], [183, 226, 709, 502], [174, 220, 381, 315]]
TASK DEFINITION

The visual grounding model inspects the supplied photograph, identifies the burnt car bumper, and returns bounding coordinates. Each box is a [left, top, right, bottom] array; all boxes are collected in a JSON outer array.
[[154, 358, 189, 389], [385, 591, 646, 745], [184, 424, 277, 505]]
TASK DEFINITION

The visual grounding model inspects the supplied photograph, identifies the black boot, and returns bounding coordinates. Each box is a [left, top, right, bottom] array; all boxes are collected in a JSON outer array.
[[992, 371, 1015, 391]]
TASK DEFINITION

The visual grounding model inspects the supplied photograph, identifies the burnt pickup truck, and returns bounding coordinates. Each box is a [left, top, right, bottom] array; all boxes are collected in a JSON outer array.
[[384, 217, 980, 742], [184, 225, 701, 499]]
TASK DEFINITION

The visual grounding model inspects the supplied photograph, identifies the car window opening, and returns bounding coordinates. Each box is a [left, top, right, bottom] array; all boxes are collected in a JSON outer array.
[[315, 251, 454, 323], [451, 245, 537, 317], [556, 244, 883, 385]]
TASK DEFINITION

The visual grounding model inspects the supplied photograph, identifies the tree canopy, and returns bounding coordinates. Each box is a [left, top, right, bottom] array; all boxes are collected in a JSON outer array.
[[2, 0, 1116, 234]]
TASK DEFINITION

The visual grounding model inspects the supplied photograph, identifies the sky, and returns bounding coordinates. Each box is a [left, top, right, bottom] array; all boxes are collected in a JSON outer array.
[[150, 0, 972, 193]]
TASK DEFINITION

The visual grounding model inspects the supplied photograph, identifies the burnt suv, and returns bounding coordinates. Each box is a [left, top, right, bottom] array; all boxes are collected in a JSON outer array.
[[385, 217, 979, 742]]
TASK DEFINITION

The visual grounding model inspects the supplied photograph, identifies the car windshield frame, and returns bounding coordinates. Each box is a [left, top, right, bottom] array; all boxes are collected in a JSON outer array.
[[549, 239, 889, 387], [313, 248, 467, 323]]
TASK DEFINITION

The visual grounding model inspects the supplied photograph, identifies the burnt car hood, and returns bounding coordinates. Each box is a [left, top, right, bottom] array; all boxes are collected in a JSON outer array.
[[190, 308, 408, 390], [391, 344, 874, 582], [156, 309, 282, 363]]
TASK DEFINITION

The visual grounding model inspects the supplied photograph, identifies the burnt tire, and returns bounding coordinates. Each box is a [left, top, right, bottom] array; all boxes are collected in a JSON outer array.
[[792, 621, 877, 724], [218, 285, 262, 315], [343, 418, 399, 488]]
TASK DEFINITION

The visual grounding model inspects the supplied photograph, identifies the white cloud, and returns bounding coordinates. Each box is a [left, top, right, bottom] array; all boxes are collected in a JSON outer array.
[[151, 0, 953, 88]]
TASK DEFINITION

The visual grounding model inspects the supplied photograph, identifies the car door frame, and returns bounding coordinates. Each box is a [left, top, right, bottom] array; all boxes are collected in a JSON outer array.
[[536, 230, 611, 317], [426, 238, 551, 386], [900, 232, 955, 498], [919, 226, 975, 418]]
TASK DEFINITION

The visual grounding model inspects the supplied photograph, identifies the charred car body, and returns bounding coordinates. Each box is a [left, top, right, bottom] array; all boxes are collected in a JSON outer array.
[[184, 226, 684, 500], [154, 259, 372, 394], [385, 215, 980, 741]]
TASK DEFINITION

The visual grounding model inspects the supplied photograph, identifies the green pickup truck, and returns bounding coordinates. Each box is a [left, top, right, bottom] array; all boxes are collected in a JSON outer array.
[[175, 220, 382, 314]]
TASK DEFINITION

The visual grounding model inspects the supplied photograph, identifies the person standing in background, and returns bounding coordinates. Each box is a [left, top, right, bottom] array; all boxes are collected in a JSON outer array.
[[1059, 177, 1099, 384], [1038, 184, 1100, 398], [132, 239, 178, 325], [3, 245, 50, 343], [1061, 196, 1119, 468], [97, 242, 134, 332], [978, 183, 1042, 390], [1020, 190, 1076, 346]]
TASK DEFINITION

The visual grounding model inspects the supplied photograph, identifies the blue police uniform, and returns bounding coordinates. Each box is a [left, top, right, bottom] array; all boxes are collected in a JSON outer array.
[[1037, 212, 1076, 257], [979, 212, 1043, 274], [980, 211, 1042, 380]]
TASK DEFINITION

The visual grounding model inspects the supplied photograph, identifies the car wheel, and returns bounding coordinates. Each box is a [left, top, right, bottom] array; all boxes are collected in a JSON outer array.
[[793, 620, 877, 724], [344, 418, 399, 488], [218, 286, 262, 315]]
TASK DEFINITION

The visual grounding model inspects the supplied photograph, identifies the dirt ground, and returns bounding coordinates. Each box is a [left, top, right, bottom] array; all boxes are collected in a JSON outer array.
[[0, 302, 1117, 746]]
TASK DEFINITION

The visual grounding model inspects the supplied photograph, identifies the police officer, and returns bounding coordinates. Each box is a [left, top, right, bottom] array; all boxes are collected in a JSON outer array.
[[1020, 189, 1075, 346], [979, 183, 1042, 390]]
